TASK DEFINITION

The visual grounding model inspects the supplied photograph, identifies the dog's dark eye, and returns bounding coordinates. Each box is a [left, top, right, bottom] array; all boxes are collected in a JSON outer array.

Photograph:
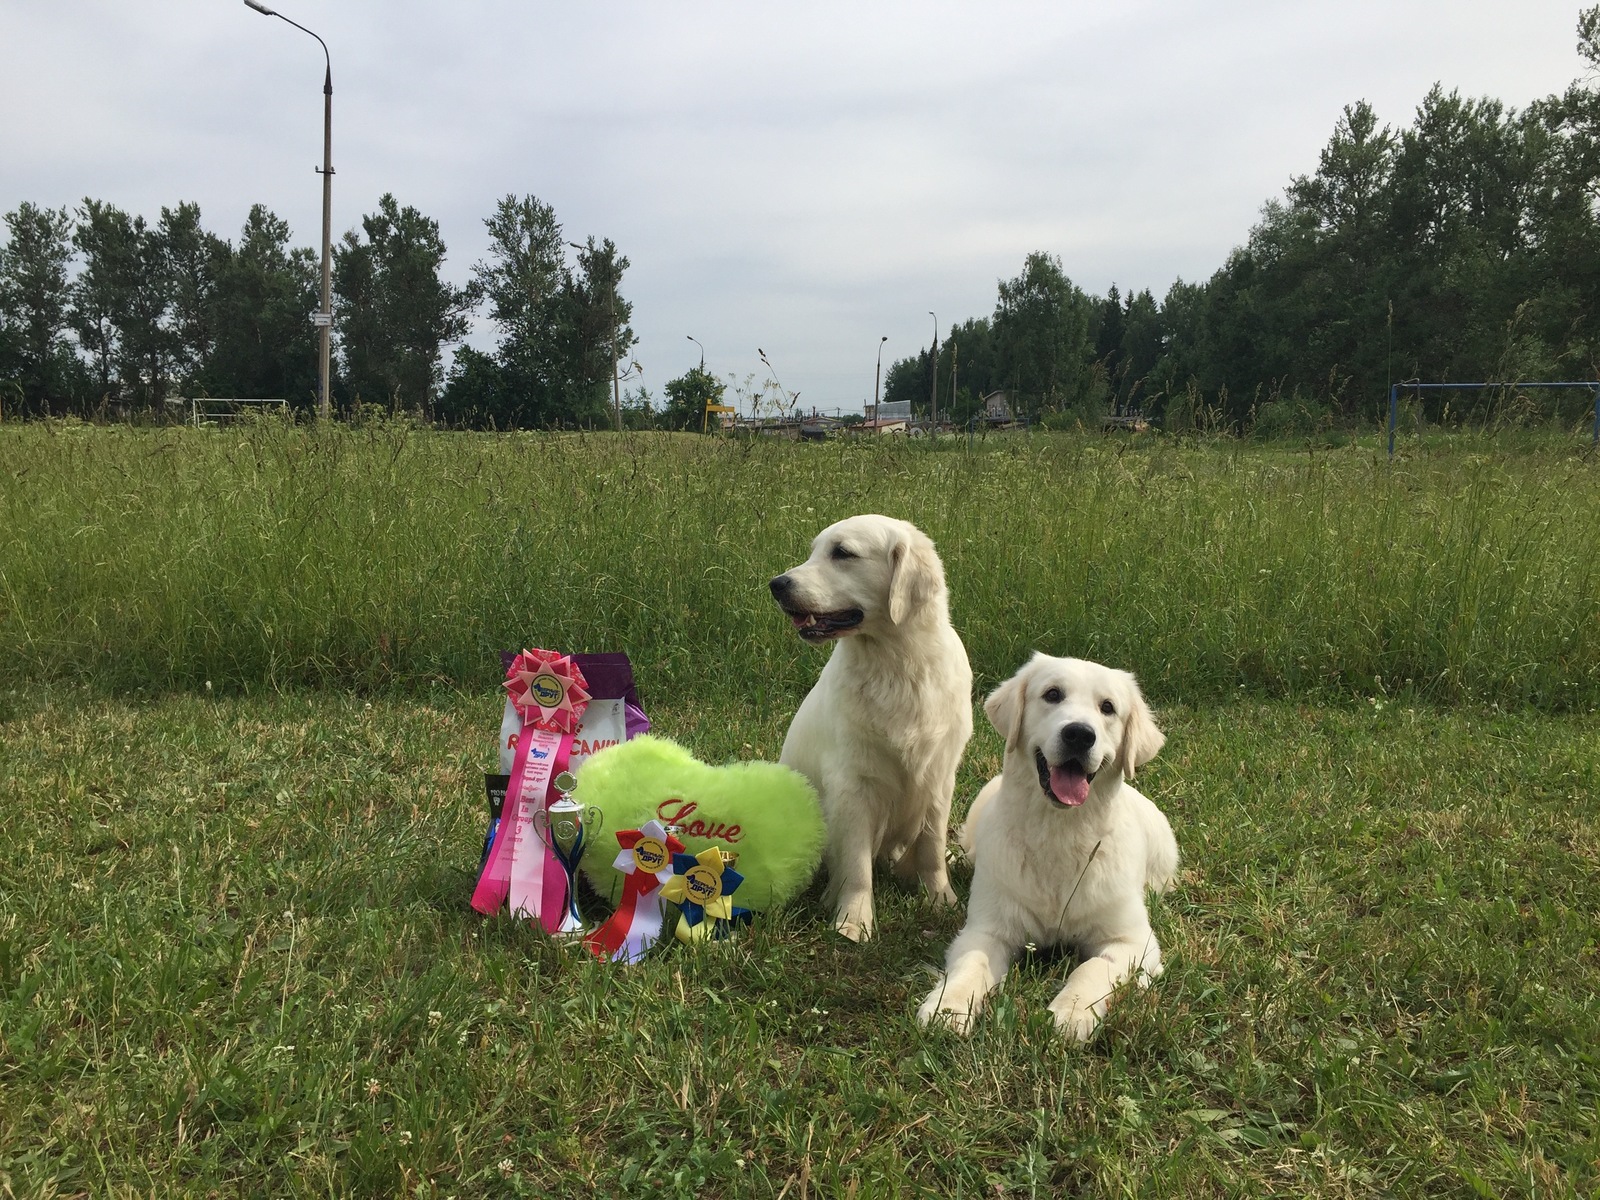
[[830, 544, 857, 561], [1099, 699, 1116, 715], [1042, 687, 1063, 704]]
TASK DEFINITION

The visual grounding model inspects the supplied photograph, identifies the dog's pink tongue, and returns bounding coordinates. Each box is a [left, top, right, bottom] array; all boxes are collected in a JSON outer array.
[[1050, 765, 1090, 807]]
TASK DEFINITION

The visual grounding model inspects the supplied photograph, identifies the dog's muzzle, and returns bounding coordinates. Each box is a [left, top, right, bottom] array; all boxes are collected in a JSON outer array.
[[1035, 723, 1098, 808], [770, 574, 864, 642]]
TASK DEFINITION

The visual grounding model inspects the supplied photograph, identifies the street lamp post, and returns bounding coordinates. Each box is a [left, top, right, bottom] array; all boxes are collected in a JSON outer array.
[[688, 336, 714, 432], [927, 311, 938, 431], [873, 335, 887, 422], [244, 0, 333, 421]]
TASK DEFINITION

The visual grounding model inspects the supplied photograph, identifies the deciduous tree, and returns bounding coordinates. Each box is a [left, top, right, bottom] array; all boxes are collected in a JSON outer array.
[[0, 202, 82, 416], [335, 194, 472, 415]]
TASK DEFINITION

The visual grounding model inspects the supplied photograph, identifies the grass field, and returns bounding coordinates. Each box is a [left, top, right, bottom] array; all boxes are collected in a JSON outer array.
[[2, 423, 1598, 1196], [3, 687, 1597, 1197], [2, 421, 1598, 706]]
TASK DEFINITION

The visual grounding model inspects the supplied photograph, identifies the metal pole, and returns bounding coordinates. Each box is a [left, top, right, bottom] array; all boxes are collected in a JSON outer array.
[[950, 333, 957, 421], [1593, 384, 1599, 447], [318, 63, 332, 420], [874, 335, 886, 422], [927, 311, 938, 430], [1388, 383, 1398, 458], [688, 336, 706, 431], [243, 3, 333, 420]]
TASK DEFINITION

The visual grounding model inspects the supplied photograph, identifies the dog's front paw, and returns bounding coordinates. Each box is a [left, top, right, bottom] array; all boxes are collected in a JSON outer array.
[[833, 895, 874, 943], [925, 880, 959, 908], [1048, 996, 1102, 1043], [834, 915, 873, 943], [916, 992, 974, 1036]]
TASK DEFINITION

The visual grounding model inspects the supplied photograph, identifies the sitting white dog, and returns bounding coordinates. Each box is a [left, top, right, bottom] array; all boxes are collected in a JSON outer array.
[[771, 515, 972, 942], [918, 653, 1177, 1040]]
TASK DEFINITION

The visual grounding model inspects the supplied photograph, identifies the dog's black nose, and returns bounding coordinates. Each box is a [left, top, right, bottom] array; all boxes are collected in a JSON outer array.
[[1058, 722, 1096, 757], [769, 574, 795, 601]]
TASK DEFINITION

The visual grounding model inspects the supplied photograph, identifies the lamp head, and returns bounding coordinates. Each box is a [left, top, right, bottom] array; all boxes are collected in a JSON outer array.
[[243, 0, 276, 14]]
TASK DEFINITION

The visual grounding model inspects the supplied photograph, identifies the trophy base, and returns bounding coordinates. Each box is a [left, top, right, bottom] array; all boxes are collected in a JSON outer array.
[[553, 910, 585, 938]]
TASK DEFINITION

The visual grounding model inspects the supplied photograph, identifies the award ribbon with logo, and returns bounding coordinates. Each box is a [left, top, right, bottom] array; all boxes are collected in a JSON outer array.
[[661, 845, 746, 943], [582, 819, 686, 964], [470, 648, 591, 932]]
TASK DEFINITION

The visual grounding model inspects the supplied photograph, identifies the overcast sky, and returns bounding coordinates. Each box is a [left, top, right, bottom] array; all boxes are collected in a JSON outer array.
[[1, 1, 1590, 414]]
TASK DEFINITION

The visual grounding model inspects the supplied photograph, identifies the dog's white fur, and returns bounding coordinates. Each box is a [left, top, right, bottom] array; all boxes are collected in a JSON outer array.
[[918, 653, 1176, 1040], [772, 515, 973, 942]]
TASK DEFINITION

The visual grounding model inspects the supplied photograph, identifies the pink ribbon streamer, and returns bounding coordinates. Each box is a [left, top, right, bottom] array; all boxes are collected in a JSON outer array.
[[470, 722, 573, 925]]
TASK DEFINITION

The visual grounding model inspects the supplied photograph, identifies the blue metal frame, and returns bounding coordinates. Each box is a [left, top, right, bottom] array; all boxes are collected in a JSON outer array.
[[1387, 380, 1600, 457]]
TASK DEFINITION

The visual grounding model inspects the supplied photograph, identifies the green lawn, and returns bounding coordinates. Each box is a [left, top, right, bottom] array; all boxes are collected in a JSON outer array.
[[2, 684, 1596, 1197], [3, 424, 1598, 1195]]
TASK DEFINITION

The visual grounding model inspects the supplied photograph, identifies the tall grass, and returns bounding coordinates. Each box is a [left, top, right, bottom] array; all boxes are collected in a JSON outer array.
[[2, 419, 1597, 707]]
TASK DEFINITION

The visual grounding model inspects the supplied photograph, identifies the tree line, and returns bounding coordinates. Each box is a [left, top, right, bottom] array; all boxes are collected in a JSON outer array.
[[883, 7, 1600, 434], [0, 191, 635, 427], [9, 10, 1600, 432]]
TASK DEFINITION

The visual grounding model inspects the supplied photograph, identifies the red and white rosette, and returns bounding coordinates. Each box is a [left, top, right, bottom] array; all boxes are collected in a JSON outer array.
[[582, 820, 685, 964], [471, 650, 592, 929]]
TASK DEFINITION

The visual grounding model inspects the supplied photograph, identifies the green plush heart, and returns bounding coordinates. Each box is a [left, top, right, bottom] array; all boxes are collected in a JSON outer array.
[[575, 735, 825, 912]]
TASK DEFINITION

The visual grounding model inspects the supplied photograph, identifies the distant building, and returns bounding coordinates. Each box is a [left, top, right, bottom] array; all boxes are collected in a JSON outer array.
[[799, 413, 841, 441], [1103, 412, 1150, 432], [982, 390, 1012, 422], [855, 417, 909, 435]]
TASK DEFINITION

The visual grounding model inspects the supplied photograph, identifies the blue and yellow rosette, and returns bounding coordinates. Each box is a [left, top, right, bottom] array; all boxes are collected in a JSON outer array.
[[661, 846, 750, 943]]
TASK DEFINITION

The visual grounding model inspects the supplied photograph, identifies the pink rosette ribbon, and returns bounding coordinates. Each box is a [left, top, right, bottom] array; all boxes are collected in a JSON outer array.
[[582, 820, 685, 964], [505, 648, 591, 733], [470, 649, 591, 930]]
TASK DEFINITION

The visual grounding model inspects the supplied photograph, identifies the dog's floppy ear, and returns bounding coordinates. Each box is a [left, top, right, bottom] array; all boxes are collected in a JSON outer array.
[[984, 659, 1032, 751], [1117, 670, 1165, 780], [888, 524, 942, 625]]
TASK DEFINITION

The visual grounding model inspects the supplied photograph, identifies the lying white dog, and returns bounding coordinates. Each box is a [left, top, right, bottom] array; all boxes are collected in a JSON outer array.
[[770, 515, 973, 942], [918, 653, 1176, 1040]]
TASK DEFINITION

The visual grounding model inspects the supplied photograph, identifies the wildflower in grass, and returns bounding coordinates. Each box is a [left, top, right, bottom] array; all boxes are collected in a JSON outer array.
[[498, 1158, 515, 1177], [428, 1010, 443, 1026], [367, 1078, 382, 1098], [398, 1130, 413, 1145]]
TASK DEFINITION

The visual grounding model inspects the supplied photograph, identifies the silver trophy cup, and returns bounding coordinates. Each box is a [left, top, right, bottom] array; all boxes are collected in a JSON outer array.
[[530, 771, 603, 935]]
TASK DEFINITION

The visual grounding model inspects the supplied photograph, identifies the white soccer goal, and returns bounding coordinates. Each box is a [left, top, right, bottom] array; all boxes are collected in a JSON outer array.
[[168, 398, 290, 426]]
